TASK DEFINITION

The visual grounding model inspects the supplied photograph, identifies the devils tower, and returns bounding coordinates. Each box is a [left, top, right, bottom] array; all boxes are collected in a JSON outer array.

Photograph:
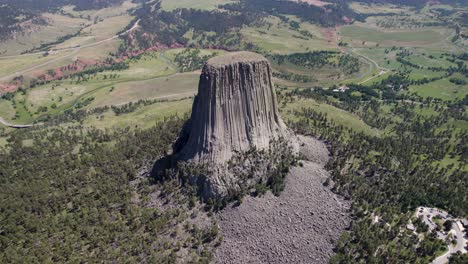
[[173, 51, 297, 198]]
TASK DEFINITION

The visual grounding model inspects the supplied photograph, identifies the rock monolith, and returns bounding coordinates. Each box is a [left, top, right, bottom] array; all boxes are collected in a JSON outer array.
[[173, 51, 297, 198]]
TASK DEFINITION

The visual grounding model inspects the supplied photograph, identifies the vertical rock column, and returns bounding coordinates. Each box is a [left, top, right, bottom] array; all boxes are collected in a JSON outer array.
[[173, 51, 296, 197]]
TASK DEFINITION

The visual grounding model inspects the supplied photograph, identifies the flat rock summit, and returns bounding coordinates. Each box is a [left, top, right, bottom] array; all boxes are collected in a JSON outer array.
[[172, 51, 297, 198]]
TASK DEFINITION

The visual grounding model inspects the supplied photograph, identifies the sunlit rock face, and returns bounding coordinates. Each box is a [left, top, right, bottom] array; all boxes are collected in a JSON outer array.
[[177, 51, 289, 163], [173, 51, 297, 198]]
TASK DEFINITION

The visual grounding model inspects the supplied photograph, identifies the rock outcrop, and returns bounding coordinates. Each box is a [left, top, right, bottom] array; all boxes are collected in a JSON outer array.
[[175, 52, 291, 163], [172, 51, 297, 198]]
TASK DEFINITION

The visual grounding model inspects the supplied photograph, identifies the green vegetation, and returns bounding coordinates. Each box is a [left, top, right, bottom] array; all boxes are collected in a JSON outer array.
[[0, 117, 221, 263], [0, 0, 467, 263], [160, 0, 235, 11], [340, 25, 444, 46], [173, 48, 219, 72]]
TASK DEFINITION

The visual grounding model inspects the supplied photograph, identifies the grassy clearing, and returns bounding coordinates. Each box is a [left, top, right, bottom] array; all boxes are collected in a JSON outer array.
[[0, 49, 197, 124], [241, 16, 335, 54], [281, 98, 381, 136], [353, 48, 458, 85], [164, 48, 227, 62], [349, 2, 409, 14], [0, 2, 135, 83], [271, 58, 369, 87], [88, 72, 198, 107], [0, 13, 88, 56], [406, 52, 456, 69], [340, 24, 444, 46], [0, 137, 7, 148], [160, 0, 235, 11], [0, 51, 76, 81], [83, 98, 192, 130], [62, 0, 137, 19], [408, 75, 468, 101], [0, 100, 15, 120]]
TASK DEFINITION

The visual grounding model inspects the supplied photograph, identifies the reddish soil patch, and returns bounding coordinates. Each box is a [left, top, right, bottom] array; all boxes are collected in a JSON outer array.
[[322, 27, 338, 46], [0, 41, 186, 94], [0, 83, 19, 93], [32, 59, 100, 82]]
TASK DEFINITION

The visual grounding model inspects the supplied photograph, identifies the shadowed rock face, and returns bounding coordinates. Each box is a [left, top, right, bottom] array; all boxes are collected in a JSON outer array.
[[176, 51, 289, 164]]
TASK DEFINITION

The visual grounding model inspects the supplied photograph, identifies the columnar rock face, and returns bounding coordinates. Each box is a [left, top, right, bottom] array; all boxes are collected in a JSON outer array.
[[176, 51, 290, 163], [173, 51, 297, 198]]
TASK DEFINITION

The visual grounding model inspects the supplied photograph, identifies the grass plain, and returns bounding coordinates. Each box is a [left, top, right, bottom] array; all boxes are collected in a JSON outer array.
[[340, 24, 445, 47], [280, 98, 382, 137], [83, 98, 193, 130], [241, 16, 335, 54], [160, 0, 235, 11]]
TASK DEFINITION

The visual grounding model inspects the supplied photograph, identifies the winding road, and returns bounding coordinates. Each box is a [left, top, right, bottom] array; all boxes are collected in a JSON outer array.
[[0, 19, 141, 128], [0, 19, 140, 82], [0, 117, 38, 128], [0, 19, 140, 60], [345, 48, 389, 84], [416, 207, 467, 264]]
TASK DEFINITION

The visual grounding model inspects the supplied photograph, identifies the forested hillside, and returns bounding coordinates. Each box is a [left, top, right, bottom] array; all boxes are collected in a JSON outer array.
[[0, 117, 221, 262], [222, 0, 358, 27], [0, 5, 42, 41]]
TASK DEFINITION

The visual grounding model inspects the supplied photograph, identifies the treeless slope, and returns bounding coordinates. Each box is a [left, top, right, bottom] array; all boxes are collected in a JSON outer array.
[[215, 136, 351, 263]]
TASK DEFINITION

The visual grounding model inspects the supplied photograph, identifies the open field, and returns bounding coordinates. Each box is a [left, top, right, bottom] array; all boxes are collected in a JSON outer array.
[[0, 2, 136, 84], [0, 49, 209, 125], [408, 75, 468, 101], [61, 1, 137, 20], [349, 2, 409, 14], [271, 59, 370, 87], [241, 16, 335, 54], [160, 0, 235, 11], [83, 98, 193, 130], [280, 98, 381, 137], [340, 24, 445, 47], [88, 72, 198, 108], [0, 13, 88, 56]]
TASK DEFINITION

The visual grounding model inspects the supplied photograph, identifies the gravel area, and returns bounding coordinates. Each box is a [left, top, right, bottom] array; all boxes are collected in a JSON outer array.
[[214, 136, 351, 264]]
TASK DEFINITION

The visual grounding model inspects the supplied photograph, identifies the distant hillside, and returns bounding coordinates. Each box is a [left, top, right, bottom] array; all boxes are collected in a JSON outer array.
[[0, 0, 124, 11], [125, 0, 359, 51], [352, 0, 465, 9], [0, 5, 44, 41], [0, 0, 124, 40]]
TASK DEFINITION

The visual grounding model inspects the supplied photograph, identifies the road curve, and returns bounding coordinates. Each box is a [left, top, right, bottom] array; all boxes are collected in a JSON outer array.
[[0, 19, 140, 60], [0, 117, 38, 128], [416, 207, 467, 264], [0, 19, 140, 81]]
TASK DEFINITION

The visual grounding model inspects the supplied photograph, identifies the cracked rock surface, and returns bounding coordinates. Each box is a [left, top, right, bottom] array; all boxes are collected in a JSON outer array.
[[175, 51, 292, 164], [214, 136, 351, 264]]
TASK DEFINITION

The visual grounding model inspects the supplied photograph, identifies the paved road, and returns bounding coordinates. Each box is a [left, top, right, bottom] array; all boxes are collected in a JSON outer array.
[[0, 19, 140, 60], [0, 117, 38, 128], [346, 48, 389, 84], [0, 19, 140, 82], [0, 19, 141, 127], [415, 207, 467, 264], [0, 49, 80, 82]]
